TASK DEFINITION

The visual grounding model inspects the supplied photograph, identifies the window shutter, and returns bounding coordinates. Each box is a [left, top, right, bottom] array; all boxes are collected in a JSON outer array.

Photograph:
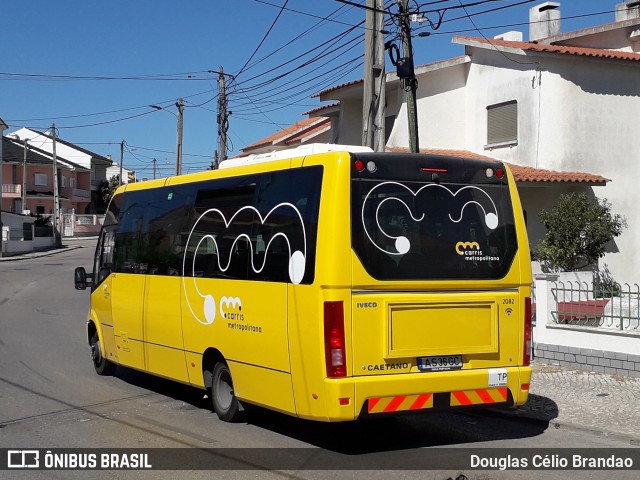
[[487, 101, 517, 145]]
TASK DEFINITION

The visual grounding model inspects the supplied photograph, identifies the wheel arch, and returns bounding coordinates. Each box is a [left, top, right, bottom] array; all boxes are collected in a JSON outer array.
[[202, 347, 226, 389], [86, 315, 103, 346]]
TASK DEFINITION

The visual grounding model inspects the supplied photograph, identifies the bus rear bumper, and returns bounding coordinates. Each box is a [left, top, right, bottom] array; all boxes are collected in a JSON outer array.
[[322, 366, 531, 421]]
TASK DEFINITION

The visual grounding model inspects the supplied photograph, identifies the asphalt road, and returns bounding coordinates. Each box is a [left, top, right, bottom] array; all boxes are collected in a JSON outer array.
[[0, 241, 636, 480]]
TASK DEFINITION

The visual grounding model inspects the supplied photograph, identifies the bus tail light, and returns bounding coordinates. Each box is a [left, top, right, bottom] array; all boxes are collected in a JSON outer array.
[[324, 301, 347, 378], [523, 296, 532, 366]]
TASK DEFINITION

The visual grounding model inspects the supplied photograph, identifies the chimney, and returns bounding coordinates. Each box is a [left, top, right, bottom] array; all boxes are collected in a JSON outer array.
[[494, 31, 523, 42], [616, 1, 640, 21], [529, 2, 561, 41]]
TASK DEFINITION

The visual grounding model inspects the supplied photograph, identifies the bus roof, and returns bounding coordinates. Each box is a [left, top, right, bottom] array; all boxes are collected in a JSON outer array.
[[219, 143, 373, 169]]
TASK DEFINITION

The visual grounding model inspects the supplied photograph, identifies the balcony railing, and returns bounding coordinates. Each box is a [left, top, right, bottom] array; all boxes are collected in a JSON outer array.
[[73, 188, 91, 199], [1, 184, 22, 197]]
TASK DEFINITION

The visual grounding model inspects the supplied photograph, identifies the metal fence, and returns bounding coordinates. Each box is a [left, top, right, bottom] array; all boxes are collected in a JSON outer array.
[[551, 281, 640, 331], [75, 214, 103, 225]]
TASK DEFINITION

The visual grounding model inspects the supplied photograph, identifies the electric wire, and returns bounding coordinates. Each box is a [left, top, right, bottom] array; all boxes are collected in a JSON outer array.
[[455, 0, 538, 65], [235, 0, 290, 79]]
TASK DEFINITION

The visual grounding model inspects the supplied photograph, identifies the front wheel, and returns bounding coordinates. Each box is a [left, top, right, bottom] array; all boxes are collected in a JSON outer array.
[[210, 362, 245, 422], [90, 331, 116, 376]]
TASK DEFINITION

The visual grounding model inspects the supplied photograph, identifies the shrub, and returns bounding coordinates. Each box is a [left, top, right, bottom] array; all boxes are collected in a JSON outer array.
[[532, 192, 626, 272]]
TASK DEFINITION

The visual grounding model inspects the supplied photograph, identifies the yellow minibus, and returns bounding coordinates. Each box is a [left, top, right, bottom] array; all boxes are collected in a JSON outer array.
[[75, 145, 532, 422]]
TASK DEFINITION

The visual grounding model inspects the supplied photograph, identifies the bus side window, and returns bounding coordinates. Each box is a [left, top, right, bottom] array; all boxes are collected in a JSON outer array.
[[190, 177, 257, 281]]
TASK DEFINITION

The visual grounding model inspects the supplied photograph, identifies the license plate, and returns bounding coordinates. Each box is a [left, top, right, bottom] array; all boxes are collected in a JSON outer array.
[[417, 355, 463, 372]]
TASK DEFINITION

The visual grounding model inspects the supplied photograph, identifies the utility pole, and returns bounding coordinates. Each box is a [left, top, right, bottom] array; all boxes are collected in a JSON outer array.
[[212, 150, 219, 170], [362, 0, 386, 152], [153, 158, 157, 180], [398, 0, 419, 153], [119, 140, 124, 186], [217, 67, 228, 162], [51, 124, 60, 246], [176, 98, 184, 175], [22, 138, 28, 213]]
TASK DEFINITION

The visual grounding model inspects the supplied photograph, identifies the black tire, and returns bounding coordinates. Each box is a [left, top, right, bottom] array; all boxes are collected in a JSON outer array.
[[90, 331, 116, 376], [210, 362, 245, 422]]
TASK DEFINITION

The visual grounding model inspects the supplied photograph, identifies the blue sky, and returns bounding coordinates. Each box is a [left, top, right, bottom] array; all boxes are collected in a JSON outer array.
[[0, 0, 618, 179]]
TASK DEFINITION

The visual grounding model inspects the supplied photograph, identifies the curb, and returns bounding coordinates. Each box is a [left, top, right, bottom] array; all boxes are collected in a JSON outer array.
[[487, 407, 640, 445], [0, 244, 84, 262]]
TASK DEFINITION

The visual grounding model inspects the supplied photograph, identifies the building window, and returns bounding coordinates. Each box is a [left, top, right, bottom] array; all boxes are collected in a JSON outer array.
[[34, 173, 48, 186], [70, 177, 77, 189], [62, 176, 68, 188], [486, 101, 517, 147]]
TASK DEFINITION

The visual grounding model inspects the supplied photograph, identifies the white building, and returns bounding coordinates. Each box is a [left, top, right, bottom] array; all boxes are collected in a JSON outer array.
[[9, 127, 113, 212], [304, 1, 640, 284]]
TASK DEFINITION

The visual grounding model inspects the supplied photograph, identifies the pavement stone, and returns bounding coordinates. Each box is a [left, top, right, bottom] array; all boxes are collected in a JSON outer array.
[[500, 361, 640, 440]]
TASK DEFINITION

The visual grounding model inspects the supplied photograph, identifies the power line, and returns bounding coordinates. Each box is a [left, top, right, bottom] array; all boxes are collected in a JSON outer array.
[[454, 0, 537, 65], [230, 36, 363, 102], [239, 3, 353, 75], [419, 8, 628, 35], [250, 0, 371, 29], [427, 0, 538, 26], [236, 0, 290, 79], [229, 56, 363, 114], [334, 0, 389, 15], [5, 89, 214, 123], [125, 145, 214, 159], [231, 24, 363, 93], [0, 70, 215, 82]]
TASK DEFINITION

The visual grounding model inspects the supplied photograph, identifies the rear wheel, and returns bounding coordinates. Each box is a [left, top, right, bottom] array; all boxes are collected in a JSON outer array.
[[90, 331, 116, 376], [210, 362, 245, 422]]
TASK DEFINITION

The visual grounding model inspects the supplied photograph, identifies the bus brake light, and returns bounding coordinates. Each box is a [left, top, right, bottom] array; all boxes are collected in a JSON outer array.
[[324, 301, 347, 378]]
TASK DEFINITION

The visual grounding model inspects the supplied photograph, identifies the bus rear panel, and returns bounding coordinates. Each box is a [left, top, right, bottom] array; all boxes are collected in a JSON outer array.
[[320, 152, 531, 421]]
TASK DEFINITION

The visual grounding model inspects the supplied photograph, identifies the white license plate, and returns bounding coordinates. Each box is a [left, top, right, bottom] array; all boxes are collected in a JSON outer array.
[[417, 355, 463, 372]]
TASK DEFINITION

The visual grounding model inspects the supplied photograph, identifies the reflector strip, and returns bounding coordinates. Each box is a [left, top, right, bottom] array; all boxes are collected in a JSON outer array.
[[450, 388, 508, 407], [368, 393, 433, 414], [384, 395, 407, 413], [452, 391, 472, 406]]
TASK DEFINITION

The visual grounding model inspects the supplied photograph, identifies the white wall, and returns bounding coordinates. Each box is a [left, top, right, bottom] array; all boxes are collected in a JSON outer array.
[[324, 43, 640, 284], [11, 128, 93, 169], [460, 48, 640, 285], [337, 99, 365, 146], [387, 62, 469, 149]]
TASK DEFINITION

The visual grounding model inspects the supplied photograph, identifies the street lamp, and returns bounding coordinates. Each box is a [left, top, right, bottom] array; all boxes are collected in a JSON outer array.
[[150, 98, 184, 176]]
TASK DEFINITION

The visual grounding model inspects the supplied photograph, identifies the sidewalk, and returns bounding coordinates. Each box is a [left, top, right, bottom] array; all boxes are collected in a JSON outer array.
[[499, 360, 640, 441], [0, 237, 96, 262]]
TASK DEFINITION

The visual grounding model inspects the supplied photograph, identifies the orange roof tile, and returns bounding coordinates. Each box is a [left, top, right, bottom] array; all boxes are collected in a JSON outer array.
[[285, 118, 330, 144], [312, 79, 363, 98], [454, 36, 640, 62], [387, 147, 609, 184], [506, 163, 608, 184], [303, 102, 340, 116], [241, 117, 327, 151]]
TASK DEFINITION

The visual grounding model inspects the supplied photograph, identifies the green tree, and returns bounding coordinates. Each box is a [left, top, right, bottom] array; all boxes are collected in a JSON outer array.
[[100, 175, 120, 207], [532, 192, 626, 272]]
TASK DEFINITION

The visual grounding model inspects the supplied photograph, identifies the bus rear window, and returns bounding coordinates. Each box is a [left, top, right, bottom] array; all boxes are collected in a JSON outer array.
[[351, 154, 518, 281]]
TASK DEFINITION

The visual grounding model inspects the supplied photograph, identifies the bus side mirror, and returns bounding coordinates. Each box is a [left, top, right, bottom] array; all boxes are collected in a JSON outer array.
[[74, 267, 92, 290]]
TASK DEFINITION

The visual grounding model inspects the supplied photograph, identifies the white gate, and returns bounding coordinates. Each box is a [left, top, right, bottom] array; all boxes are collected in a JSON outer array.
[[62, 214, 74, 237]]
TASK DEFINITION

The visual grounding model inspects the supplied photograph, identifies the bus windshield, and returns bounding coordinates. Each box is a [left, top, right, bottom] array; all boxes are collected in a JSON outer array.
[[351, 153, 518, 281]]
